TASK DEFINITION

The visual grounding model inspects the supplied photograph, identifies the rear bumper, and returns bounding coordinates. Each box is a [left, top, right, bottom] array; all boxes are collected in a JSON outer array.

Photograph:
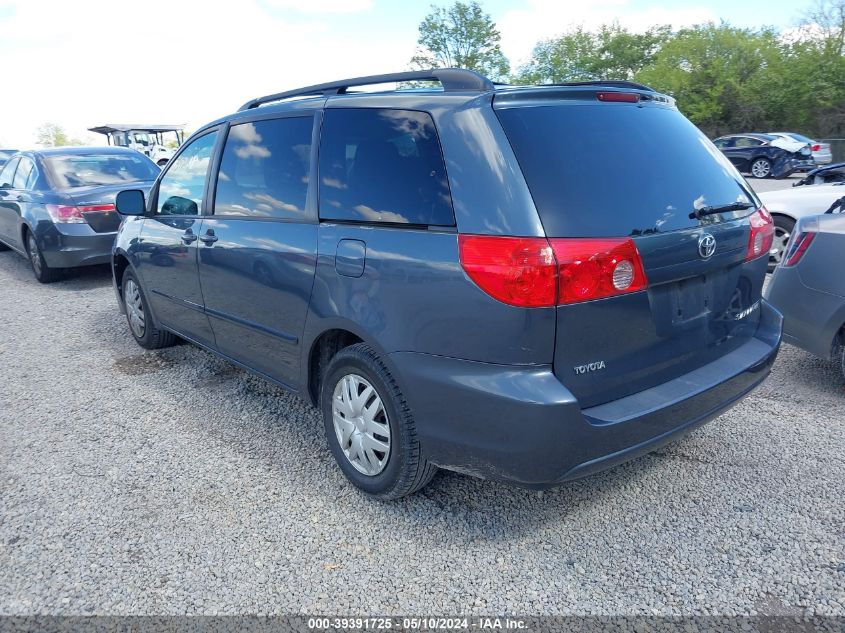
[[813, 151, 833, 165], [36, 222, 116, 268], [390, 300, 782, 488]]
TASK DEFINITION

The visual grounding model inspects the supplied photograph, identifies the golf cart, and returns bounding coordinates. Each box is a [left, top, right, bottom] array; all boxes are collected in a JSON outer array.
[[88, 124, 186, 166]]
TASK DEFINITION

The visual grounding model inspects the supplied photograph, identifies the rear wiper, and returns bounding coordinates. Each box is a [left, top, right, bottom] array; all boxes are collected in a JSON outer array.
[[689, 201, 754, 219]]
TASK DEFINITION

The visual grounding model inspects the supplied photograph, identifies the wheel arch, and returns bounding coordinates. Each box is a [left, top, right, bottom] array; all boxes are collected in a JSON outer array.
[[112, 249, 132, 299], [302, 321, 398, 407]]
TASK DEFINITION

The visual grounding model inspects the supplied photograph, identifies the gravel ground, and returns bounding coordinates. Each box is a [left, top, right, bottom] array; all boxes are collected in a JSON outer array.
[[0, 246, 843, 617]]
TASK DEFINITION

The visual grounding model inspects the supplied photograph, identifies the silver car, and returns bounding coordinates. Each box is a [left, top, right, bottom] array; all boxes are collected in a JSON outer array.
[[765, 203, 845, 379], [770, 132, 833, 165]]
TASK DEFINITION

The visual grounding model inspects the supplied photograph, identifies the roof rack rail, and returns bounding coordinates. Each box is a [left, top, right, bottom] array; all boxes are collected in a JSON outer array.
[[239, 68, 494, 111], [543, 80, 655, 91]]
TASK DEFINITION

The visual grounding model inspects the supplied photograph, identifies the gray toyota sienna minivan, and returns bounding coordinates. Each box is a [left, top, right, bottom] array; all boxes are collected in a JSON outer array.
[[111, 69, 782, 499]]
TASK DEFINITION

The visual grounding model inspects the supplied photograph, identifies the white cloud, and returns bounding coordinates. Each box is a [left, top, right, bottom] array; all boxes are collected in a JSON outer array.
[[262, 0, 374, 13], [497, 0, 716, 68], [0, 0, 412, 148]]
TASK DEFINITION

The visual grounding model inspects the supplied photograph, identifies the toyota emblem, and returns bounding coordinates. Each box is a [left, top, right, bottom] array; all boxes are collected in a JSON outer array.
[[698, 233, 716, 259]]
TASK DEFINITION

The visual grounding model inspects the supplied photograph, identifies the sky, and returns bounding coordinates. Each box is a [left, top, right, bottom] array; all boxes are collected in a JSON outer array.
[[0, 0, 805, 148]]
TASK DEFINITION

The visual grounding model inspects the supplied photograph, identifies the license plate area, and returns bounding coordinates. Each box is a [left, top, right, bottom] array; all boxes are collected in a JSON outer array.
[[671, 275, 713, 325]]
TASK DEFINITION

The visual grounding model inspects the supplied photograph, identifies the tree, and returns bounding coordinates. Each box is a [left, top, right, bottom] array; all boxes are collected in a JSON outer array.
[[517, 23, 670, 84], [410, 1, 509, 81], [35, 123, 82, 147], [635, 24, 785, 136]]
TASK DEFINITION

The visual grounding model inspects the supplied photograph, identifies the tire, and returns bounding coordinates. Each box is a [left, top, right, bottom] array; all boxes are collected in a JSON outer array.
[[121, 267, 176, 350], [321, 343, 437, 499], [25, 229, 60, 283], [769, 216, 795, 273], [840, 344, 845, 383], [750, 157, 772, 179]]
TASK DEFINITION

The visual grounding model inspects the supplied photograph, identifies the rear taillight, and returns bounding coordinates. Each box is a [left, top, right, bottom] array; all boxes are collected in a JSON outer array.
[[783, 231, 816, 267], [811, 144, 821, 152], [78, 204, 115, 213], [746, 207, 774, 261], [458, 235, 648, 307], [45, 203, 114, 224], [458, 236, 557, 307], [596, 92, 640, 103], [550, 238, 648, 304], [46, 204, 85, 223]]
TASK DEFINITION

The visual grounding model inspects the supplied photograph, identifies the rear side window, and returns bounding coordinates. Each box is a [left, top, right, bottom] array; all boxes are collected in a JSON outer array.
[[0, 157, 19, 187], [214, 116, 312, 219], [13, 157, 34, 190], [496, 104, 754, 237], [318, 108, 455, 226]]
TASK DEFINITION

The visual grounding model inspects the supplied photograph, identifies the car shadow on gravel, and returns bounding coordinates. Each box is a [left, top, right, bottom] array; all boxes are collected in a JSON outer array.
[[50, 264, 113, 291], [0, 252, 112, 290]]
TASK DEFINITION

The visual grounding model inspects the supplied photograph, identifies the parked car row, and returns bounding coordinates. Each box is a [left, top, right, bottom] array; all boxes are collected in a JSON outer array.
[[712, 133, 816, 179], [0, 70, 839, 500]]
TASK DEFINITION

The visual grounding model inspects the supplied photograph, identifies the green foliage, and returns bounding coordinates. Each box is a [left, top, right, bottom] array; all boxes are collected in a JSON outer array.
[[511, 0, 845, 138], [35, 123, 82, 147], [410, 1, 510, 81], [517, 23, 671, 84]]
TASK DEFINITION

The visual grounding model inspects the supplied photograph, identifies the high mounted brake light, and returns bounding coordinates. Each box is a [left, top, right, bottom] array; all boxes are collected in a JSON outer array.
[[459, 235, 648, 307], [596, 92, 640, 103]]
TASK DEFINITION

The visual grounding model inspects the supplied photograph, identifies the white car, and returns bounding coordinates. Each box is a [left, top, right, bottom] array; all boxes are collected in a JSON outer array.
[[759, 182, 845, 269], [769, 132, 833, 166]]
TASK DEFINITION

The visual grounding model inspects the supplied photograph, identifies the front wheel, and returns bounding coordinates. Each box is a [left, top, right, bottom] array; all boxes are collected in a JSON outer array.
[[769, 216, 795, 272], [121, 268, 176, 349], [750, 158, 772, 179], [321, 343, 437, 499]]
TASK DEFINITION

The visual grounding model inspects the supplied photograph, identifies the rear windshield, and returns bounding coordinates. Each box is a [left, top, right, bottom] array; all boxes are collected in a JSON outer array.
[[45, 153, 159, 188], [496, 103, 755, 237]]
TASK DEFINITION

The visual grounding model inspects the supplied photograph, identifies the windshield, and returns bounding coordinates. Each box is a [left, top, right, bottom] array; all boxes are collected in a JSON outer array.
[[496, 103, 756, 237], [45, 153, 159, 188], [0, 150, 18, 161]]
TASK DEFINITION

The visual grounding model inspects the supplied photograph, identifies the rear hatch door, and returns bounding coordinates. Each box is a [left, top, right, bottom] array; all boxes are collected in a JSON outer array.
[[495, 90, 766, 407]]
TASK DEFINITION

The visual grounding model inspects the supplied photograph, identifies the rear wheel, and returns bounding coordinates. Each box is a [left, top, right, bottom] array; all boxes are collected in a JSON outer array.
[[321, 343, 436, 499], [122, 268, 176, 349], [750, 158, 772, 179], [25, 230, 60, 283], [840, 343, 845, 382], [769, 216, 795, 272]]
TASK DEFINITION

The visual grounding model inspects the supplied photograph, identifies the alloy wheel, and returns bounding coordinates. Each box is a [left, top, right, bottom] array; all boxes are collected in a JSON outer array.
[[751, 159, 771, 178], [770, 226, 791, 266], [331, 374, 391, 476], [124, 278, 146, 338]]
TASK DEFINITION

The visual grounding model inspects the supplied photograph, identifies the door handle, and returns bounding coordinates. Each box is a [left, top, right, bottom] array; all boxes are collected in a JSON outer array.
[[181, 230, 198, 244], [199, 230, 218, 245]]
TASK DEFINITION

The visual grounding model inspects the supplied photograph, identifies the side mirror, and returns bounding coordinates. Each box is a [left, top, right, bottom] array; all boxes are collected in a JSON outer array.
[[116, 189, 146, 216]]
